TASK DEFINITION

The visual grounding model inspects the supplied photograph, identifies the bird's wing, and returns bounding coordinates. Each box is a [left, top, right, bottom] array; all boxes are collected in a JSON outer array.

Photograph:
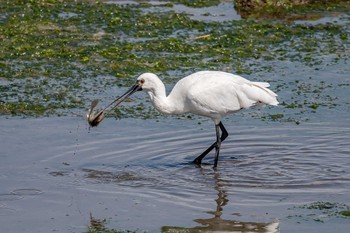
[[236, 82, 279, 108], [177, 71, 278, 119], [187, 79, 278, 114], [186, 79, 243, 117], [253, 81, 270, 88]]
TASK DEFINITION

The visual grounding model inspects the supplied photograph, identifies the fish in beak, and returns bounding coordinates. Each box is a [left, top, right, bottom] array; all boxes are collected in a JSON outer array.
[[87, 81, 142, 127]]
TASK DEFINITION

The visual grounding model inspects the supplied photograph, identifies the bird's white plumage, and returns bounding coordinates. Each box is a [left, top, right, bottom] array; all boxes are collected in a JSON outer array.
[[87, 70, 279, 167], [138, 71, 278, 124]]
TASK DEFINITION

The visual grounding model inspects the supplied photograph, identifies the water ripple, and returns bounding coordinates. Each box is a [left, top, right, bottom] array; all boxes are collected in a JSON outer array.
[[2, 117, 349, 232], [76, 121, 350, 203]]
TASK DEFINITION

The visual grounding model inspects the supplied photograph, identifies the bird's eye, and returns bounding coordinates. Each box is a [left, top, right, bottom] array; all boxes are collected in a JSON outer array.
[[140, 79, 145, 84]]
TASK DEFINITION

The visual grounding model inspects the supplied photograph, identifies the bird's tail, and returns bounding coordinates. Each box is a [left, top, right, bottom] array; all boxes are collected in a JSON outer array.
[[251, 82, 279, 106], [237, 82, 279, 108], [253, 81, 270, 88]]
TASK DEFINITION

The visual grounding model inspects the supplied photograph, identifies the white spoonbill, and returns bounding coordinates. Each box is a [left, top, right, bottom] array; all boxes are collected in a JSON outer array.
[[87, 71, 279, 168]]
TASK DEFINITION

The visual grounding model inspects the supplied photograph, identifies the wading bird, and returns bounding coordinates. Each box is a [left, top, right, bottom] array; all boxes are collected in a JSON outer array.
[[87, 71, 278, 168]]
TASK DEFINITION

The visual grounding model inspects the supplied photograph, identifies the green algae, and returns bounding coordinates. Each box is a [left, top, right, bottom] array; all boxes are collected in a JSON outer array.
[[169, 0, 220, 7], [288, 201, 350, 223], [340, 210, 350, 217], [86, 213, 137, 233], [0, 0, 349, 119], [235, 0, 350, 19]]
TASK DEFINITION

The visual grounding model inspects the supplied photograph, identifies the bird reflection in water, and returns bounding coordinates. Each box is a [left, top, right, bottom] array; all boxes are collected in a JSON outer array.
[[162, 171, 279, 233]]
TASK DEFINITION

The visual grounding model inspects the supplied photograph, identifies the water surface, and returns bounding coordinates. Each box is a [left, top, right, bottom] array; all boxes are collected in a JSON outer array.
[[1, 115, 349, 232], [0, 1, 350, 232]]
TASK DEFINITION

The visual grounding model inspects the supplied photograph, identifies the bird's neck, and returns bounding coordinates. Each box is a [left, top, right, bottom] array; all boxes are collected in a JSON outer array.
[[147, 84, 180, 115]]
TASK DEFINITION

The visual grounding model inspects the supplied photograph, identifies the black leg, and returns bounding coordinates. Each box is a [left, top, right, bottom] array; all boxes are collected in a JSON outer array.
[[193, 122, 228, 167], [213, 124, 222, 168]]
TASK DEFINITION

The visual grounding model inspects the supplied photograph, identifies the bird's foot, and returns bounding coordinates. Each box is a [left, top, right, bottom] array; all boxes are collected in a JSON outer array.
[[192, 158, 202, 166], [193, 159, 201, 164]]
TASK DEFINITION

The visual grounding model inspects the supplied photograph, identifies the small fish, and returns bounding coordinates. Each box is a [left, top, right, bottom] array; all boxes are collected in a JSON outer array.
[[87, 99, 105, 127], [87, 81, 142, 128]]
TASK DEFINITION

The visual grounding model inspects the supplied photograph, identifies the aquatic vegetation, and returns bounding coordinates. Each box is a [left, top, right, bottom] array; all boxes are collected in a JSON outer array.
[[87, 213, 136, 233], [235, 0, 350, 19], [87, 212, 137, 233], [340, 210, 350, 217], [170, 0, 220, 7], [288, 201, 350, 223], [0, 0, 349, 120]]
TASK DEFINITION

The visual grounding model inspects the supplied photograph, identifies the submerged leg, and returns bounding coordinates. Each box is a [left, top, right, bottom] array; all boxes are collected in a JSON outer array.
[[193, 122, 228, 167], [213, 124, 221, 168]]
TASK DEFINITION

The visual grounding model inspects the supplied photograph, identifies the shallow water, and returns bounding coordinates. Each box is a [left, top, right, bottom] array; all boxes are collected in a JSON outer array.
[[107, 0, 241, 22], [1, 1, 350, 232], [0, 115, 349, 232]]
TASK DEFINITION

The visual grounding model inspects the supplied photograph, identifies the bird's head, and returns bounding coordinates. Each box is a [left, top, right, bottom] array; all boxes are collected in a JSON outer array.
[[136, 73, 162, 93], [87, 72, 160, 127]]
